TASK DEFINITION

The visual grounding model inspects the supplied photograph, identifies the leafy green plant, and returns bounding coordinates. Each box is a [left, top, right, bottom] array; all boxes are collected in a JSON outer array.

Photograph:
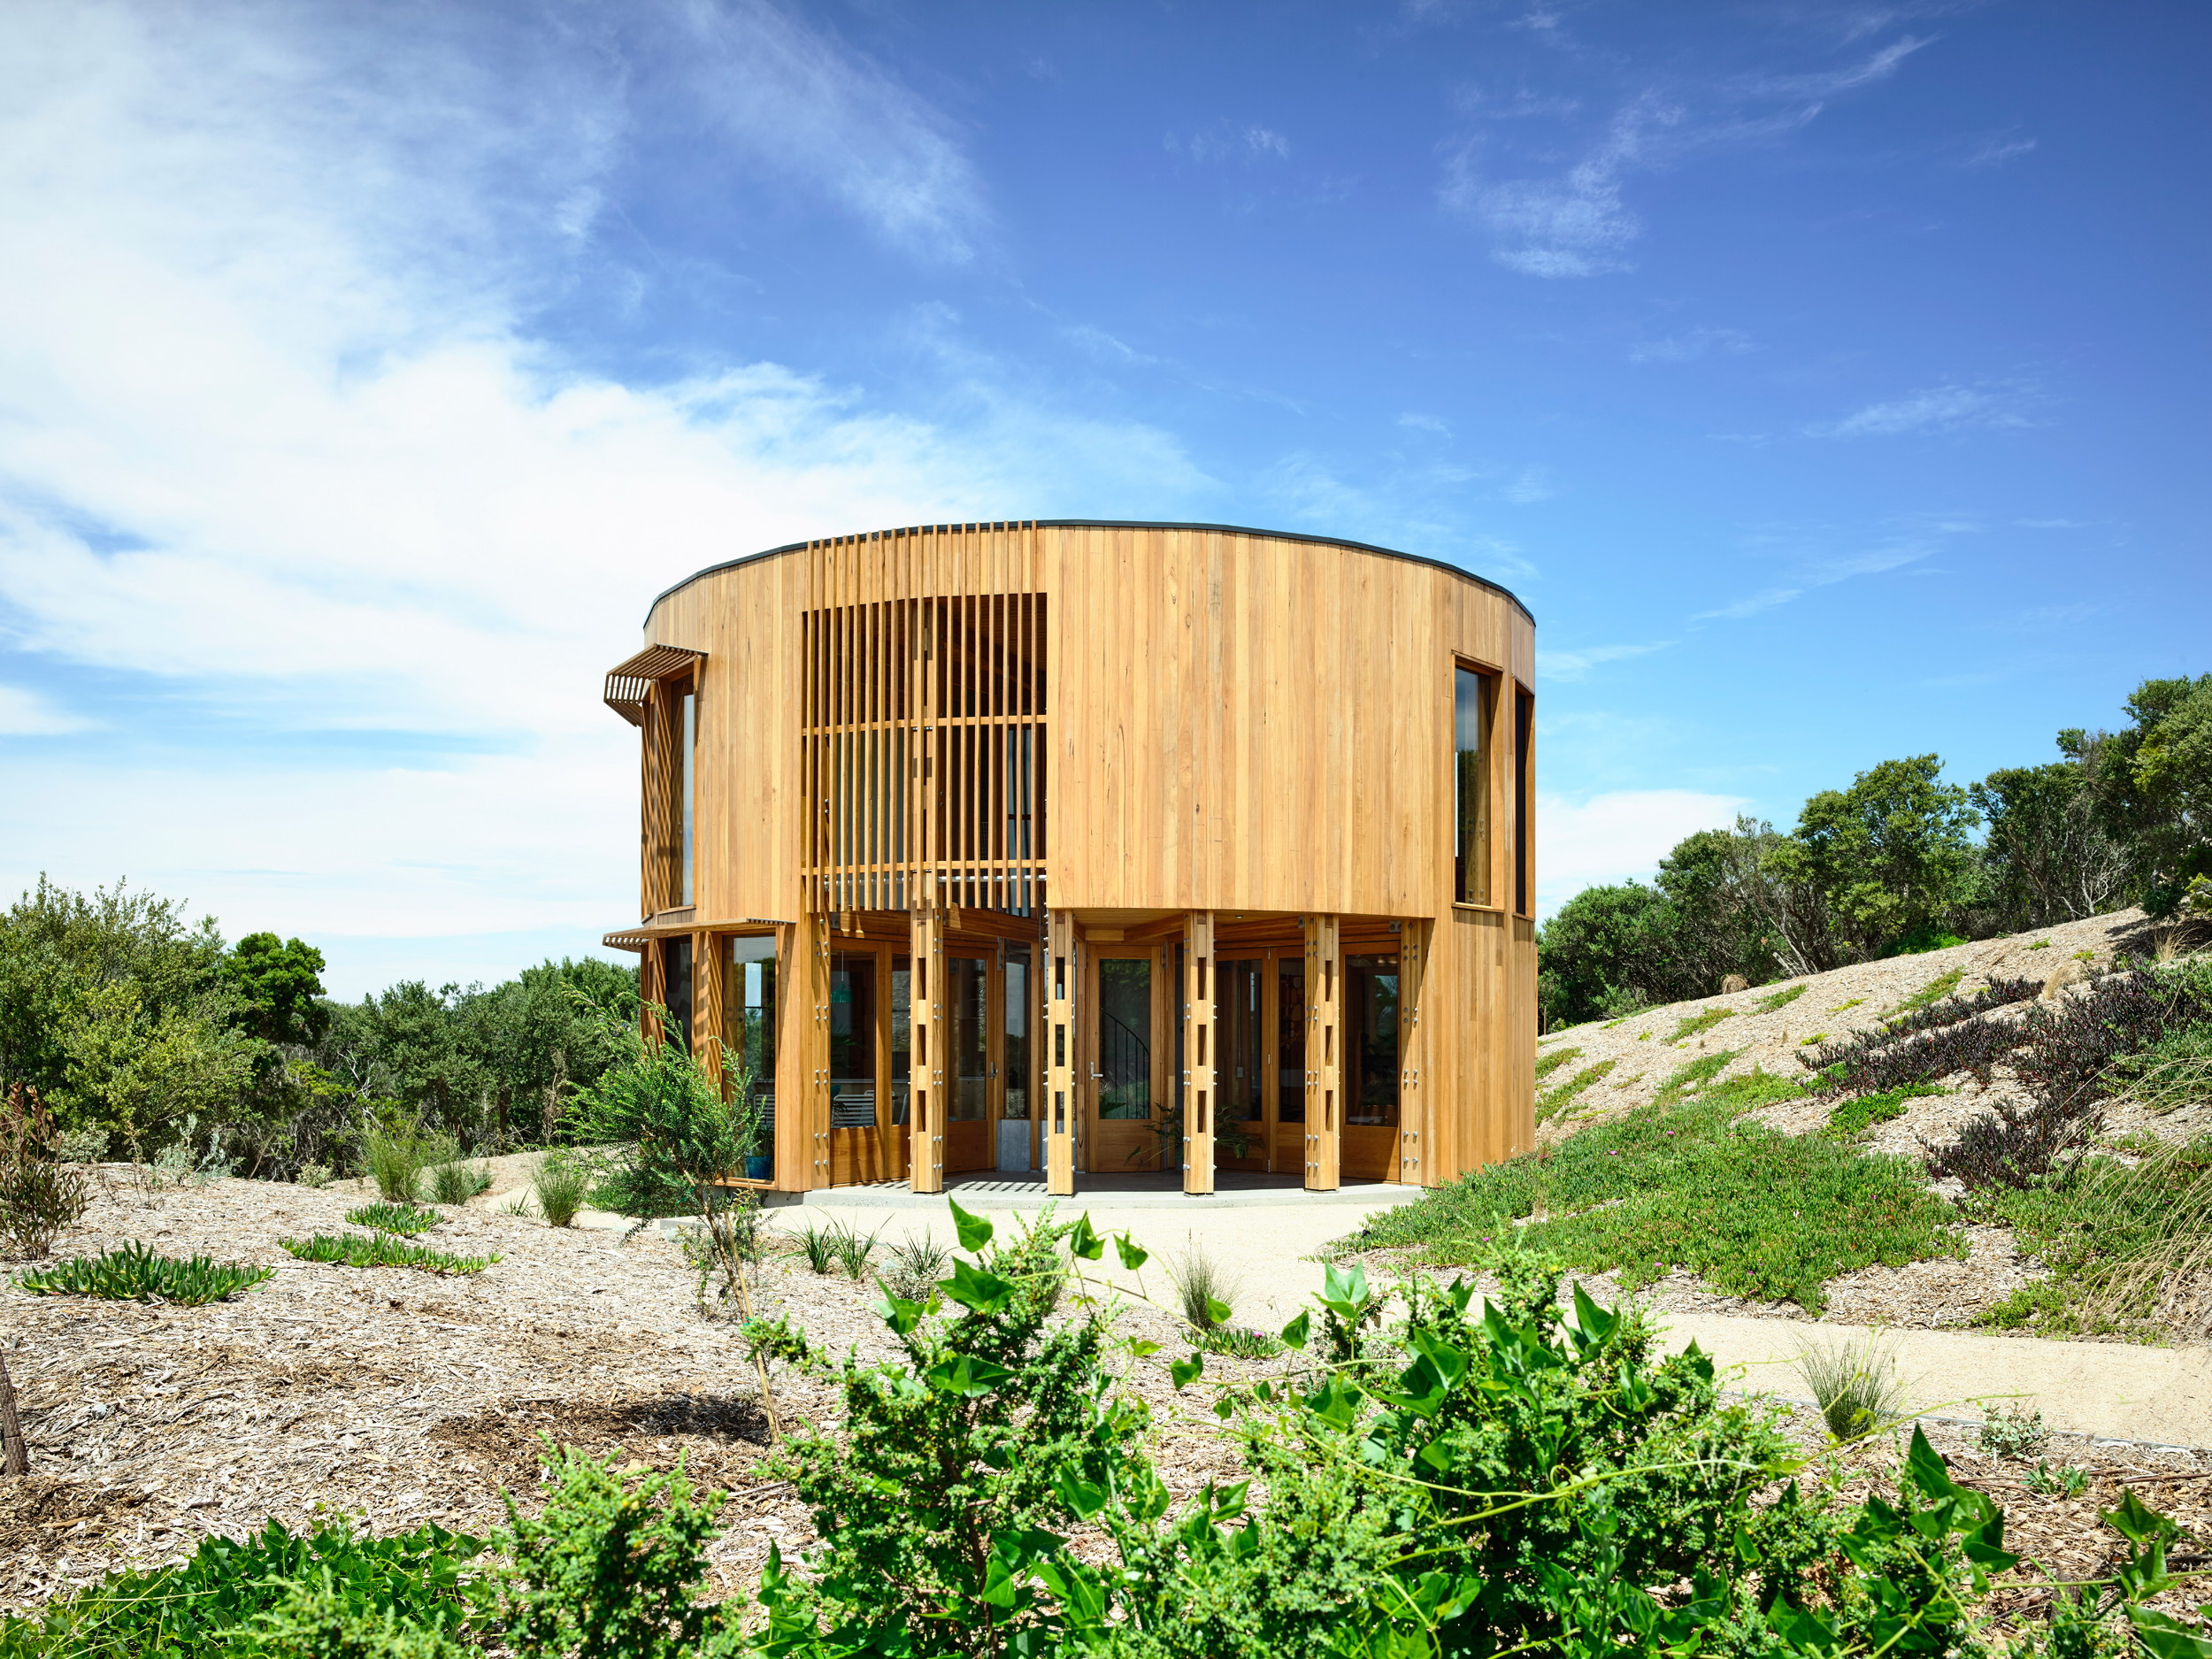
[[428, 1159, 491, 1206], [1202, 1324, 1283, 1359], [345, 1201, 442, 1236], [1755, 982, 1809, 1013], [49, 1126, 108, 1165], [531, 1154, 591, 1228], [0, 1516, 482, 1657], [1891, 967, 1966, 1016], [1977, 1403, 2049, 1459], [295, 1160, 334, 1189], [2025, 1461, 2088, 1498], [1801, 1032, 1827, 1045], [1796, 1332, 1904, 1440], [571, 1007, 765, 1220], [877, 1233, 951, 1302], [16, 1240, 273, 1304], [281, 1233, 498, 1274]]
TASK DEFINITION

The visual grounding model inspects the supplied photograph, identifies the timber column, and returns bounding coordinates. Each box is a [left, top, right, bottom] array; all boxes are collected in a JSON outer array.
[[1044, 910, 1077, 1197], [1396, 920, 1428, 1187], [1182, 911, 1215, 1195], [1303, 915, 1342, 1191], [910, 907, 949, 1194]]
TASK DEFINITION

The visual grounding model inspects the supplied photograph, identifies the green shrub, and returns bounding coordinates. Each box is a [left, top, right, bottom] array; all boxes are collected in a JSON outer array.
[[0, 1517, 482, 1657], [16, 1241, 273, 1305], [344, 1201, 441, 1236], [1977, 1403, 2049, 1460], [875, 1234, 950, 1302], [281, 1233, 498, 1275]]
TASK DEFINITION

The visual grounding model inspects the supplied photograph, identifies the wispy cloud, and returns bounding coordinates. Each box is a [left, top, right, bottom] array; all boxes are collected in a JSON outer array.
[[1166, 121, 1293, 165], [1536, 787, 1747, 915], [1540, 641, 1674, 681], [1441, 35, 1929, 278], [1691, 524, 1966, 621], [1629, 325, 1754, 363], [1806, 380, 2045, 438], [1962, 133, 2037, 168], [0, 685, 95, 736], [661, 0, 992, 263]]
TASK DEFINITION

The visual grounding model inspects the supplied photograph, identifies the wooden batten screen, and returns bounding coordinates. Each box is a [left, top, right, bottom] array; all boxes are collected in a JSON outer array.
[[801, 591, 1048, 917]]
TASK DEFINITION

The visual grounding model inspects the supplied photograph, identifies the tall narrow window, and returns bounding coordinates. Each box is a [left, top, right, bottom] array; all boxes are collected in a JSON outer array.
[[722, 935, 776, 1179], [1514, 686, 1533, 917], [661, 937, 693, 1053], [680, 686, 697, 907], [1002, 945, 1030, 1120], [1454, 666, 1495, 906]]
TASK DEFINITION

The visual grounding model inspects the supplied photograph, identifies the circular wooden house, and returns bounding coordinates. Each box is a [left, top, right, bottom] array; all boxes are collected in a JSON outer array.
[[603, 520, 1535, 1196]]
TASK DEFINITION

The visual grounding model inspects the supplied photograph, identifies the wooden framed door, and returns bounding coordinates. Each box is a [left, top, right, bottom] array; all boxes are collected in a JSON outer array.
[[1085, 946, 1166, 1173], [827, 949, 903, 1185], [942, 949, 994, 1174], [1214, 956, 1270, 1171]]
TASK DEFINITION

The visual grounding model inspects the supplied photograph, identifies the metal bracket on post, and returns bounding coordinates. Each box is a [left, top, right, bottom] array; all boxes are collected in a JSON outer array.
[[1045, 910, 1077, 1198], [1183, 910, 1215, 1195], [1303, 914, 1341, 1192]]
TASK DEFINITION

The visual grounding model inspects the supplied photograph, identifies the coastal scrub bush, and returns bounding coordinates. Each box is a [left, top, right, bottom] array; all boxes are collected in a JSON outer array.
[[363, 1119, 447, 1203], [16, 1240, 272, 1305], [0, 1083, 88, 1258]]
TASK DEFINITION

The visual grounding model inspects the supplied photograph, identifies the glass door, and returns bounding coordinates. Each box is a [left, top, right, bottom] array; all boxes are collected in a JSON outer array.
[[827, 950, 900, 1184], [943, 952, 993, 1174], [1214, 957, 1268, 1171], [1087, 948, 1163, 1173]]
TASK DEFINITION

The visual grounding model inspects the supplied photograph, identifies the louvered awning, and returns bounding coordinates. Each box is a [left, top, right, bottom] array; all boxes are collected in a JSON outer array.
[[603, 644, 704, 726]]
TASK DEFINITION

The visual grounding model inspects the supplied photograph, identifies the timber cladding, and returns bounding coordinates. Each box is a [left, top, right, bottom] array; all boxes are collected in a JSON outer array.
[[616, 520, 1536, 1193]]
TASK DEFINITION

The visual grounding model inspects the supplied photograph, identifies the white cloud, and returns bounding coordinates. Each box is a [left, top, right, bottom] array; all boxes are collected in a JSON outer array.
[[0, 685, 93, 735], [1962, 134, 2036, 169], [0, 0, 1209, 975], [1806, 380, 2044, 438], [1167, 122, 1293, 165], [1536, 788, 1745, 915], [1692, 541, 1934, 621], [1443, 36, 1928, 278], [1629, 325, 1754, 363], [1539, 641, 1672, 682]]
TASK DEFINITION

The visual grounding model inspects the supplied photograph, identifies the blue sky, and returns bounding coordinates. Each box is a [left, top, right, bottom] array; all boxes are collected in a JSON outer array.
[[1, 0, 2205, 998]]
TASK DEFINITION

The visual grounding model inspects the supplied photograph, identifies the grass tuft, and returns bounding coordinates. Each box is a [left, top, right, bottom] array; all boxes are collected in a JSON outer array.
[[427, 1161, 492, 1207], [1533, 1046, 1583, 1084], [532, 1156, 591, 1228], [1667, 1008, 1737, 1043], [877, 1235, 951, 1302], [281, 1233, 499, 1275], [17, 1241, 273, 1305], [1755, 984, 1808, 1014], [1538, 1060, 1617, 1125], [1166, 1243, 1240, 1333], [1796, 1333, 1905, 1441]]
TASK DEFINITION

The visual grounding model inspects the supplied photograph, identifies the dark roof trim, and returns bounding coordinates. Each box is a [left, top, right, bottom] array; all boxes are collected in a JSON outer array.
[[644, 518, 1534, 626]]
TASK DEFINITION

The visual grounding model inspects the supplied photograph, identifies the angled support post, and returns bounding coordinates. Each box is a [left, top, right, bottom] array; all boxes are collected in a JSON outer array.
[[1303, 914, 1342, 1192], [1182, 910, 1215, 1195], [910, 906, 949, 1194], [1044, 910, 1078, 1198]]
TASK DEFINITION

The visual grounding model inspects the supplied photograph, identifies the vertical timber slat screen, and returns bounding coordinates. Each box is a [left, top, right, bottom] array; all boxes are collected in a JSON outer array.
[[802, 588, 1048, 917]]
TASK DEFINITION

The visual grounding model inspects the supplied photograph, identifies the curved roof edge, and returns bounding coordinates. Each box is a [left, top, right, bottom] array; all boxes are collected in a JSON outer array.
[[644, 518, 1534, 627]]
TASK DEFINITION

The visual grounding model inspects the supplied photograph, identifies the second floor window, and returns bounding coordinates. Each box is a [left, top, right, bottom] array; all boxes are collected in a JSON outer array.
[[1454, 665, 1494, 906]]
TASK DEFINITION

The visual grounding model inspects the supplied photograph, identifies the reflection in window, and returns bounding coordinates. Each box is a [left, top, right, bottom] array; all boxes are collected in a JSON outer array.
[[680, 687, 697, 907], [721, 936, 777, 1177], [1217, 959, 1263, 1127], [1455, 666, 1494, 906], [950, 957, 988, 1122], [1003, 946, 1030, 1119], [1346, 954, 1400, 1127], [828, 953, 877, 1127], [1515, 686, 1533, 916], [1277, 956, 1306, 1124], [1097, 957, 1151, 1119]]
